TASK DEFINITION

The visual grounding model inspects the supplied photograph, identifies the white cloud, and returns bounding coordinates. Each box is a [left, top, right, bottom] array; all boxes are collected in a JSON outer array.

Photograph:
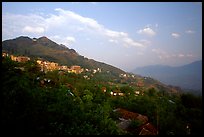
[[137, 27, 156, 36], [109, 39, 118, 44], [54, 8, 102, 30], [2, 13, 45, 40], [52, 8, 144, 48], [178, 54, 185, 57], [105, 30, 128, 38], [66, 36, 76, 43], [152, 48, 194, 59], [139, 39, 151, 46], [48, 35, 76, 47], [122, 37, 144, 47], [185, 30, 195, 34], [171, 33, 180, 38], [152, 49, 173, 59], [22, 26, 45, 34], [3, 8, 145, 48]]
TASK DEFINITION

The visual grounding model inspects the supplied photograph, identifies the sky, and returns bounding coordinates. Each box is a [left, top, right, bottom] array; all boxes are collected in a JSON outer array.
[[2, 2, 202, 72]]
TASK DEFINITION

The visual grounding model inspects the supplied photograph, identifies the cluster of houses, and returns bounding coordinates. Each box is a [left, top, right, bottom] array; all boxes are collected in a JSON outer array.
[[36, 59, 83, 74], [119, 73, 135, 78], [2, 52, 84, 74], [10, 55, 31, 63], [101, 87, 143, 97], [2, 52, 31, 63]]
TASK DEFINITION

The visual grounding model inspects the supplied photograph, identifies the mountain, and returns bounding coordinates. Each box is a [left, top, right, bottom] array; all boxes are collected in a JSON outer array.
[[2, 36, 125, 76], [132, 61, 202, 93], [2, 36, 184, 95]]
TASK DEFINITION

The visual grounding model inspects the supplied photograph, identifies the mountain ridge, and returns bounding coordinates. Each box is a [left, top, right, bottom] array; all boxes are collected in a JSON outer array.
[[2, 36, 126, 75], [132, 60, 202, 92], [2, 35, 186, 96]]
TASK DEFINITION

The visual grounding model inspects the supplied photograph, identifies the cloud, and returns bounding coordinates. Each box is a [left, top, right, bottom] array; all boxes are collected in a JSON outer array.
[[139, 39, 151, 46], [152, 48, 169, 59], [137, 27, 156, 36], [152, 48, 194, 59], [105, 30, 128, 38], [51, 8, 146, 48], [22, 26, 45, 34], [54, 8, 103, 30], [2, 13, 45, 40], [48, 35, 76, 47], [66, 36, 76, 43], [123, 37, 144, 47], [171, 33, 180, 38], [178, 54, 185, 57], [109, 39, 118, 44], [185, 30, 195, 34], [3, 8, 145, 48]]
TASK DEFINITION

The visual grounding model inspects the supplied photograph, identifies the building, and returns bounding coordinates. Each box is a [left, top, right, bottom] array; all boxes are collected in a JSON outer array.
[[49, 62, 58, 70], [134, 91, 140, 96], [114, 108, 157, 135], [101, 87, 107, 93], [10, 55, 30, 63], [137, 81, 144, 87], [71, 65, 82, 74], [2, 52, 8, 57]]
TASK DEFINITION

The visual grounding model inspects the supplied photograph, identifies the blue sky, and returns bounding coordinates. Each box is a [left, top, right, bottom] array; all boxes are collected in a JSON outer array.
[[2, 2, 202, 71]]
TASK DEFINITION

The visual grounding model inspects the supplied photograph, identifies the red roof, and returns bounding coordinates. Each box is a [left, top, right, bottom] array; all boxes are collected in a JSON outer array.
[[115, 108, 148, 124], [114, 108, 158, 135]]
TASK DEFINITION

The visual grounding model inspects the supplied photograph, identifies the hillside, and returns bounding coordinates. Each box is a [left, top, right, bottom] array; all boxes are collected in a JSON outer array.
[[2, 55, 202, 135], [2, 36, 183, 95], [2, 36, 125, 76], [132, 61, 202, 93]]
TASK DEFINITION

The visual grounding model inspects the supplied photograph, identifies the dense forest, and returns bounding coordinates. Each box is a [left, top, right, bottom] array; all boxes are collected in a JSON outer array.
[[1, 57, 202, 135]]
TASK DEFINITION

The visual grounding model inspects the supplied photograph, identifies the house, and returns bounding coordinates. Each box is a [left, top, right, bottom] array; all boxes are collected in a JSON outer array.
[[71, 65, 82, 74], [114, 108, 148, 124], [118, 92, 124, 96], [138, 122, 157, 135], [113, 108, 157, 135], [49, 62, 58, 70], [110, 90, 124, 96], [2, 52, 8, 57], [101, 87, 107, 93], [137, 81, 144, 87], [60, 65, 68, 71], [10, 55, 17, 61], [134, 91, 140, 95], [10, 55, 30, 63]]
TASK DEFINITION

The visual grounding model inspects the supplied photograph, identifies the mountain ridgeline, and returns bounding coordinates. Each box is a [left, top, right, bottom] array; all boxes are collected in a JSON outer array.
[[2, 36, 125, 76], [132, 61, 202, 94]]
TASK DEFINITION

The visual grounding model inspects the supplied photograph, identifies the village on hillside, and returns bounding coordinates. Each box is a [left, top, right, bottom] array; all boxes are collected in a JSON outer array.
[[3, 52, 84, 74], [2, 51, 200, 135], [2, 52, 149, 97]]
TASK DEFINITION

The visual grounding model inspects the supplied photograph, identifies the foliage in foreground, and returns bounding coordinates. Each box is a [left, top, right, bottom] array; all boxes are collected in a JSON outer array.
[[1, 57, 202, 135]]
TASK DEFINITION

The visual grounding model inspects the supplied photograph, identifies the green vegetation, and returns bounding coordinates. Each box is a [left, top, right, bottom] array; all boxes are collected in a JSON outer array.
[[1, 57, 202, 135]]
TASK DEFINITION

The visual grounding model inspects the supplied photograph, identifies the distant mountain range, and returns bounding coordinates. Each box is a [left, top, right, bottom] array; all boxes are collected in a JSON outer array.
[[132, 61, 202, 93], [2, 36, 125, 76]]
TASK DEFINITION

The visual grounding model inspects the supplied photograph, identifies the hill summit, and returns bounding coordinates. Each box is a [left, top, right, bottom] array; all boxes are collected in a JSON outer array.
[[2, 36, 125, 75]]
